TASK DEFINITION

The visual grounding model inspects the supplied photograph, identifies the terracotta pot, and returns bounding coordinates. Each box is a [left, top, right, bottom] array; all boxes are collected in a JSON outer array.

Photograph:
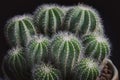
[[102, 58, 119, 80]]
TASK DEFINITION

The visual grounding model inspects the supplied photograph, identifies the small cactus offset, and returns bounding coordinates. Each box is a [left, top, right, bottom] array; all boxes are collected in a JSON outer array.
[[82, 33, 110, 61], [5, 15, 37, 47], [32, 63, 61, 80], [27, 35, 50, 65], [34, 4, 65, 36], [2, 47, 29, 80], [63, 5, 102, 36], [73, 58, 99, 80], [51, 32, 82, 78]]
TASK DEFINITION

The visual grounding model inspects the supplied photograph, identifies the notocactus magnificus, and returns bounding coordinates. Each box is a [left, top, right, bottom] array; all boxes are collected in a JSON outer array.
[[5, 15, 37, 47], [63, 5, 102, 36], [51, 32, 82, 78], [82, 33, 110, 61], [73, 58, 99, 80], [34, 4, 65, 36], [32, 63, 61, 80], [27, 35, 50, 65], [2, 47, 29, 80]]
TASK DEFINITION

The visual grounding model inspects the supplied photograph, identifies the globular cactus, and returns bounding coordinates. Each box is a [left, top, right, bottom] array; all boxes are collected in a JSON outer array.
[[27, 35, 50, 65], [63, 5, 102, 36], [73, 58, 99, 80], [2, 47, 29, 80], [32, 63, 61, 80], [82, 33, 110, 61], [5, 15, 37, 47], [51, 32, 82, 79], [34, 4, 65, 36]]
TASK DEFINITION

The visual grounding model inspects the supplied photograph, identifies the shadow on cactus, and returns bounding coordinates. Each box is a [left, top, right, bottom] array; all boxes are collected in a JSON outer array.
[[2, 3, 113, 80]]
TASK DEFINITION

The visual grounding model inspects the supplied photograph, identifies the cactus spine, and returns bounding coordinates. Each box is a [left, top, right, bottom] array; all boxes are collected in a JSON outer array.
[[82, 33, 110, 61], [74, 58, 99, 80], [27, 35, 50, 65], [51, 32, 82, 78], [2, 47, 29, 80], [32, 63, 61, 80], [5, 15, 37, 47], [34, 5, 65, 36], [63, 5, 102, 35]]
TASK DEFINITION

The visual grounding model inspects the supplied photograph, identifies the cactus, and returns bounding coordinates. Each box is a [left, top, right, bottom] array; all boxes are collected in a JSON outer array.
[[51, 32, 82, 79], [63, 5, 102, 36], [82, 33, 110, 61], [27, 35, 50, 65], [32, 63, 61, 80], [34, 4, 65, 36], [2, 47, 29, 80], [74, 58, 99, 80], [5, 15, 37, 47]]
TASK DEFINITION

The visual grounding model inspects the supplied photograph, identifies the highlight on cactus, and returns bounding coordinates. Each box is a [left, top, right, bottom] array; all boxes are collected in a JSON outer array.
[[50, 32, 82, 79], [32, 63, 61, 80], [27, 35, 50, 65], [2, 47, 29, 80], [82, 33, 110, 61], [5, 15, 37, 47], [34, 4, 65, 36], [63, 4, 102, 36], [73, 58, 99, 80]]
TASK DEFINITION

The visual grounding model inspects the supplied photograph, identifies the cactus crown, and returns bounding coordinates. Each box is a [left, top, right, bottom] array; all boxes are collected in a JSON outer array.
[[32, 63, 60, 80], [74, 58, 99, 80], [3, 3, 111, 80]]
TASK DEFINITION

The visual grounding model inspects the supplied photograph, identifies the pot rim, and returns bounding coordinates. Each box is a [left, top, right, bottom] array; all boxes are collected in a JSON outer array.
[[102, 58, 119, 80]]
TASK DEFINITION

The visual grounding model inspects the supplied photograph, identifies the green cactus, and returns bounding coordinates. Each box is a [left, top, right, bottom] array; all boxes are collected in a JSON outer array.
[[2, 47, 29, 80], [73, 58, 99, 80], [5, 15, 37, 47], [34, 4, 65, 36], [32, 63, 61, 80], [82, 33, 110, 61], [63, 5, 102, 36], [51, 32, 82, 79], [27, 35, 50, 65]]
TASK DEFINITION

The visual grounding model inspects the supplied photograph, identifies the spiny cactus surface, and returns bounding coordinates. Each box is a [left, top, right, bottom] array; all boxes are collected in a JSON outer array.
[[63, 5, 102, 35], [32, 63, 61, 80], [27, 35, 50, 65], [2, 47, 29, 80], [51, 32, 82, 79], [34, 5, 65, 36], [74, 58, 99, 80], [82, 33, 110, 61], [5, 15, 37, 47]]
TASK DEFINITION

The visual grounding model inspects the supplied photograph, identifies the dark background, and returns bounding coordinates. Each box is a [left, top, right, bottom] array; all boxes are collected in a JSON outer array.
[[0, 0, 120, 78]]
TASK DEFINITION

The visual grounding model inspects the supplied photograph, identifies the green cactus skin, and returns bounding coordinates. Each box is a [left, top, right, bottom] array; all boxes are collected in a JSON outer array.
[[74, 58, 99, 80], [27, 35, 50, 65], [51, 32, 82, 79], [2, 47, 30, 80], [32, 63, 61, 80], [63, 5, 102, 36], [82, 33, 110, 61], [34, 4, 65, 36], [5, 15, 37, 47]]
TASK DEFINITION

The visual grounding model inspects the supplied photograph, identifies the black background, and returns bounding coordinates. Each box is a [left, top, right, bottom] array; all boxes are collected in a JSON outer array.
[[0, 0, 120, 78]]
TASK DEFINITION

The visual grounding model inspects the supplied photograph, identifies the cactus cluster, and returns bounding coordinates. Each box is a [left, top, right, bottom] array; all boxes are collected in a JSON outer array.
[[2, 4, 111, 80]]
